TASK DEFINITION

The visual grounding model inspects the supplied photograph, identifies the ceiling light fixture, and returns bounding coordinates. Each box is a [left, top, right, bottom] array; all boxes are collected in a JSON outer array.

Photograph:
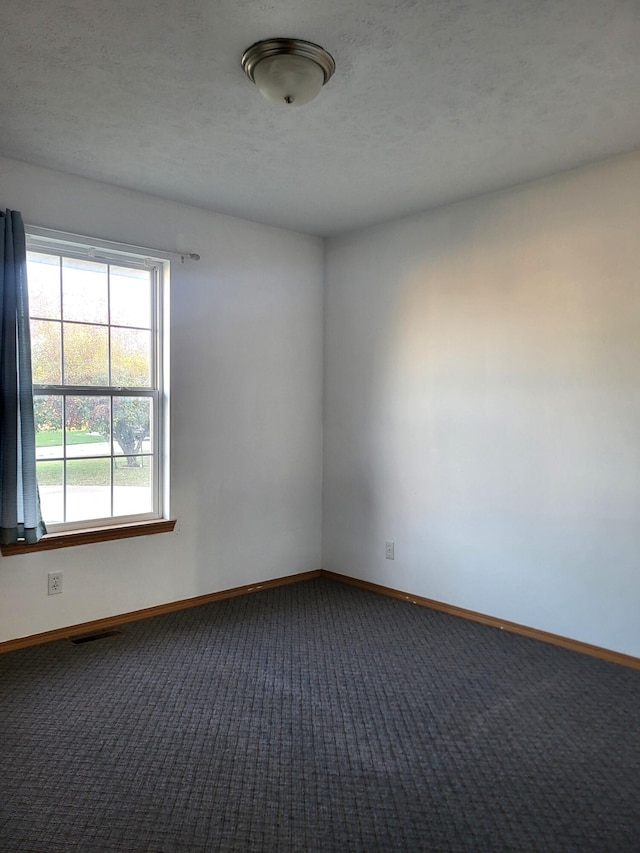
[[242, 38, 335, 107]]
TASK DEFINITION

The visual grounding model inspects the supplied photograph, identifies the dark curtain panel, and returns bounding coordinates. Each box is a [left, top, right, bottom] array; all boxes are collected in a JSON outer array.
[[0, 209, 46, 544]]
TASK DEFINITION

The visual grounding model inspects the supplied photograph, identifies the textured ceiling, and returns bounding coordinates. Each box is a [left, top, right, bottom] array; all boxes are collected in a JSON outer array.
[[1, 0, 639, 236]]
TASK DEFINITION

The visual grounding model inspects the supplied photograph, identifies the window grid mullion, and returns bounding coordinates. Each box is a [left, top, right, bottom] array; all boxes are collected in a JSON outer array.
[[34, 386, 157, 397], [109, 396, 114, 518], [106, 266, 114, 519], [153, 393, 159, 516], [152, 266, 162, 517], [62, 394, 68, 523], [107, 263, 112, 386], [59, 256, 65, 388], [151, 266, 158, 391]]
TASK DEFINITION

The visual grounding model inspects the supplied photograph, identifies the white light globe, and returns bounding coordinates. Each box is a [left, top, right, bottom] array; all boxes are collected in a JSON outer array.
[[253, 54, 325, 106]]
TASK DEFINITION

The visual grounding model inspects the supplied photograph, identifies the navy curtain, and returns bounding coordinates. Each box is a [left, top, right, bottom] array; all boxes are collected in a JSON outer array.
[[0, 209, 46, 544]]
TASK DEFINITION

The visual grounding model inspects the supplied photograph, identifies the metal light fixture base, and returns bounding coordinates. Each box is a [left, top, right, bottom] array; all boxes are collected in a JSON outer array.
[[242, 38, 336, 106]]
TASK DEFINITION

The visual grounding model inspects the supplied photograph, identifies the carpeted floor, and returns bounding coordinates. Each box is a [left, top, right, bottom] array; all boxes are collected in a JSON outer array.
[[0, 577, 638, 852]]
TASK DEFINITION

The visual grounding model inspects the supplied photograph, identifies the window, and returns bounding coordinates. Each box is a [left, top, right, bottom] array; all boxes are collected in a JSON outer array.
[[25, 230, 169, 533]]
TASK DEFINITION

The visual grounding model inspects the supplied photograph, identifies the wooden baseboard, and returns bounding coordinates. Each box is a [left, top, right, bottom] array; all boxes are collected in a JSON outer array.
[[320, 570, 640, 670], [0, 569, 322, 654], [3, 567, 638, 670]]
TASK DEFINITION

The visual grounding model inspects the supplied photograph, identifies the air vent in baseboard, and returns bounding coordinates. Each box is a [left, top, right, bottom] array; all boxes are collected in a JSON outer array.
[[68, 629, 123, 645]]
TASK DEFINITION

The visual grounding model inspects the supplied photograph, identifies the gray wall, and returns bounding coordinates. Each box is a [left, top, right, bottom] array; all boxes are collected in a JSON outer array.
[[0, 157, 324, 642], [323, 152, 640, 658]]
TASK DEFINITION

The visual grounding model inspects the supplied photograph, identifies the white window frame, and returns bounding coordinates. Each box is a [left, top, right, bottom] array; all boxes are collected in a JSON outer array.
[[25, 227, 171, 533]]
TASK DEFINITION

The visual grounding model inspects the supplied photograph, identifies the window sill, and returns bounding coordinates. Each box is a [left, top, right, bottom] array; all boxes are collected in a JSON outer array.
[[0, 518, 177, 556]]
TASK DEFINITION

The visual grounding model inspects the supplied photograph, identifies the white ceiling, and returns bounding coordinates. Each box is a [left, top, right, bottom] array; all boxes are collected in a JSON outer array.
[[1, 0, 639, 236]]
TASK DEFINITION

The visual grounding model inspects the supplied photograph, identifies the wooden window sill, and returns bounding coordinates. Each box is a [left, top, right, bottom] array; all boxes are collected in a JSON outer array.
[[0, 519, 177, 556]]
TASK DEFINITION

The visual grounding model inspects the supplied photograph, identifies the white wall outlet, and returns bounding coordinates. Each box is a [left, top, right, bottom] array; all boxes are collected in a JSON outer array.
[[48, 572, 63, 595], [385, 540, 395, 560]]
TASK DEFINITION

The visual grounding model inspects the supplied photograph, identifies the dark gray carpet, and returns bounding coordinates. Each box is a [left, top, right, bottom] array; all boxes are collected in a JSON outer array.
[[1, 577, 638, 852]]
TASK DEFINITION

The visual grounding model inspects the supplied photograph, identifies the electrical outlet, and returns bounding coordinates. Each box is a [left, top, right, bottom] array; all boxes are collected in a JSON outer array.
[[385, 540, 395, 560], [48, 572, 63, 595]]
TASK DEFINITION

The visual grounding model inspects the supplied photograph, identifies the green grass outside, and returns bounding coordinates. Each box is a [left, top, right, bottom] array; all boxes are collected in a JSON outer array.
[[36, 430, 106, 447], [37, 456, 150, 486]]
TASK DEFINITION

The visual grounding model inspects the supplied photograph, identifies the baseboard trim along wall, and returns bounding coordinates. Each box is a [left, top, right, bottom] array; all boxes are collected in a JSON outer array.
[[2, 567, 638, 669], [0, 570, 322, 654], [321, 571, 640, 671]]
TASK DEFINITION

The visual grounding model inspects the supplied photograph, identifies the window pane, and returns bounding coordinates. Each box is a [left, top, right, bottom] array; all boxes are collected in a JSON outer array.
[[26, 233, 164, 531], [110, 266, 151, 328], [27, 253, 61, 319], [66, 458, 111, 522], [31, 320, 62, 384], [65, 396, 110, 458], [63, 323, 109, 385], [62, 258, 108, 323], [37, 460, 64, 524], [111, 328, 152, 386], [113, 397, 151, 460], [35, 396, 63, 460], [114, 457, 153, 516]]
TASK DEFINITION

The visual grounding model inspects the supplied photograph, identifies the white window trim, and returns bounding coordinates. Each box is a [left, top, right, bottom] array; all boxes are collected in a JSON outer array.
[[25, 226, 171, 533]]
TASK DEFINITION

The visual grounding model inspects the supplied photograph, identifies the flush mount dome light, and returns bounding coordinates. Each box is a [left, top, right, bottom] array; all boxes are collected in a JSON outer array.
[[242, 38, 335, 106]]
